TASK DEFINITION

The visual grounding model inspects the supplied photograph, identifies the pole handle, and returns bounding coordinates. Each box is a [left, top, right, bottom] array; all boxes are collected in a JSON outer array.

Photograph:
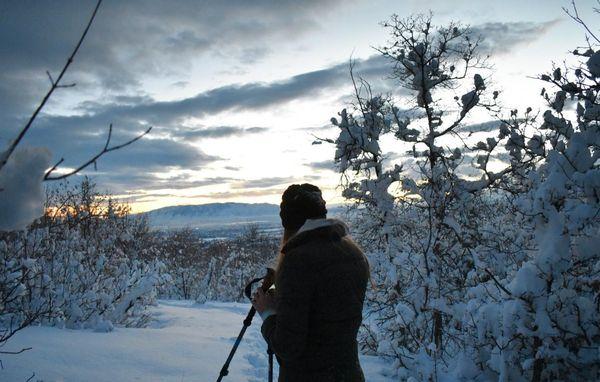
[[244, 267, 275, 299]]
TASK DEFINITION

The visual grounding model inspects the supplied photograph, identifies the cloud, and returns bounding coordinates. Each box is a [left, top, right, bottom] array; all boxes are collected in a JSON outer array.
[[2, 54, 388, 142], [127, 54, 387, 122], [232, 176, 297, 189], [21, 119, 222, 195], [230, 175, 325, 191], [2, 54, 388, 196], [305, 160, 337, 171], [170, 126, 268, 140], [34, 54, 383, 123], [149, 176, 235, 191], [0, 0, 387, 199], [471, 20, 560, 54], [0, 0, 349, 121], [4, 53, 388, 164], [20, 121, 217, 171], [63, 168, 233, 196], [294, 123, 337, 132], [0, 147, 51, 230], [202, 188, 284, 199]]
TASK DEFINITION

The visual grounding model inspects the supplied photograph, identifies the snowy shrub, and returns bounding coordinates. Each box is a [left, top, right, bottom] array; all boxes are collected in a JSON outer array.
[[330, 11, 599, 382], [158, 228, 207, 300], [0, 240, 52, 348], [155, 224, 279, 303], [464, 33, 600, 381], [208, 228, 278, 301], [0, 178, 168, 346]]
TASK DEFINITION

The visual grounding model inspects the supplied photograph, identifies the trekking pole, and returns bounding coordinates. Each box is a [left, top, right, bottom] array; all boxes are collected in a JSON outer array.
[[216, 267, 275, 382], [267, 346, 274, 382]]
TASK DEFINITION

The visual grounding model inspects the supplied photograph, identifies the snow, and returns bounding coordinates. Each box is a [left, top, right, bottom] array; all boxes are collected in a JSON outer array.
[[0, 300, 395, 382], [587, 51, 600, 77], [0, 146, 51, 231]]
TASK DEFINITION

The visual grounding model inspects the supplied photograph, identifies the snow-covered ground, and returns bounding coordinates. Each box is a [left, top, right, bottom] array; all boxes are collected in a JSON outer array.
[[1, 300, 394, 381]]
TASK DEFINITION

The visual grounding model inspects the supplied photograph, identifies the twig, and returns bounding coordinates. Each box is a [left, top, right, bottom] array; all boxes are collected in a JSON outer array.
[[44, 125, 152, 181], [0, 0, 103, 172], [484, 268, 513, 297], [0, 346, 32, 355], [563, 0, 600, 44]]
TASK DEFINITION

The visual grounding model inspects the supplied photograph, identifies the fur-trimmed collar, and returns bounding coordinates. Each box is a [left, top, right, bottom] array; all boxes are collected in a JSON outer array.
[[282, 218, 349, 253], [297, 218, 348, 235]]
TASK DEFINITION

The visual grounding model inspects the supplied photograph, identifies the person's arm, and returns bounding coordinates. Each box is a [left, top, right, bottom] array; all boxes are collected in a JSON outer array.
[[260, 249, 315, 361]]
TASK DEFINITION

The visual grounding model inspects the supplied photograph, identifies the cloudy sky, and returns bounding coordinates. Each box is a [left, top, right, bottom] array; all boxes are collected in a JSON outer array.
[[0, 0, 590, 211]]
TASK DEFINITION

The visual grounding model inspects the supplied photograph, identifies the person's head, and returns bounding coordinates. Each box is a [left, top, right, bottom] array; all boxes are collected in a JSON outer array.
[[276, 184, 370, 283], [279, 183, 327, 244]]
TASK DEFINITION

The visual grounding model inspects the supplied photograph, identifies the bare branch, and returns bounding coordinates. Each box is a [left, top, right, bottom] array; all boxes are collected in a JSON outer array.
[[563, 0, 600, 44], [0, 347, 32, 355], [0, 0, 103, 172], [45, 70, 54, 86], [44, 125, 152, 181]]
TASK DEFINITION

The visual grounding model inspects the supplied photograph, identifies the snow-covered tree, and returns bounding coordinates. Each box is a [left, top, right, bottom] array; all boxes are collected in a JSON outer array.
[[464, 10, 600, 379], [330, 13, 501, 378], [331, 9, 599, 381]]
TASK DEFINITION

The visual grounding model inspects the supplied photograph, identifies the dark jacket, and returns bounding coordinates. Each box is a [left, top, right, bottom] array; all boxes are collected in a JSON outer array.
[[261, 219, 369, 382]]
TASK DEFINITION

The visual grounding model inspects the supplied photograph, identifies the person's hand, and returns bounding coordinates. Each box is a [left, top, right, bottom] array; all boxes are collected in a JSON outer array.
[[251, 288, 276, 314]]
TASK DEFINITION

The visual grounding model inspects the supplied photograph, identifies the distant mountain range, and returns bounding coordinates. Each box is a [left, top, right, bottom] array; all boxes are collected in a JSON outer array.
[[138, 202, 346, 230], [138, 202, 279, 229]]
